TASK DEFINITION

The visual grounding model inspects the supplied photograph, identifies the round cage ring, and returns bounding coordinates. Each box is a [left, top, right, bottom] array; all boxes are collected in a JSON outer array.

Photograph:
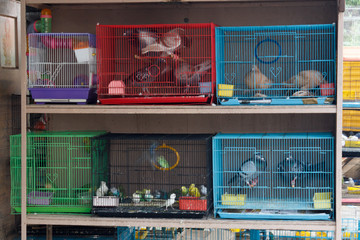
[[254, 39, 282, 64], [152, 143, 180, 171], [148, 64, 161, 78]]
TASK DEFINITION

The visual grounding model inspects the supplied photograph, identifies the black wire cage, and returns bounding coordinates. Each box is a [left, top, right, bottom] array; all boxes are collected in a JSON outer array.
[[91, 134, 213, 218]]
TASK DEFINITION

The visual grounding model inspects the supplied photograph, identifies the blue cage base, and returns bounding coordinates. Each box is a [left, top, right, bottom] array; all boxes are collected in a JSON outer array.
[[343, 102, 360, 108], [218, 97, 334, 105], [215, 209, 332, 220]]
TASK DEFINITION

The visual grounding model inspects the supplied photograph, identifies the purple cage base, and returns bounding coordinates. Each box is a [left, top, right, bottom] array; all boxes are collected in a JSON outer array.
[[27, 191, 53, 205], [29, 88, 97, 104]]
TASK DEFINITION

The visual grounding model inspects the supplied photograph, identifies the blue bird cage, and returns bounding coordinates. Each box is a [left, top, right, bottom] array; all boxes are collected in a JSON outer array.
[[238, 229, 334, 240], [342, 217, 360, 240], [212, 133, 335, 220], [215, 24, 336, 105]]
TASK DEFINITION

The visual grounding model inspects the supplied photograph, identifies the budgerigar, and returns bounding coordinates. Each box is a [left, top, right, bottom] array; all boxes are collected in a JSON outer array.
[[144, 189, 154, 202], [96, 181, 108, 197], [157, 155, 170, 169], [200, 185, 207, 196], [132, 192, 141, 203], [189, 184, 200, 198], [181, 186, 189, 196]]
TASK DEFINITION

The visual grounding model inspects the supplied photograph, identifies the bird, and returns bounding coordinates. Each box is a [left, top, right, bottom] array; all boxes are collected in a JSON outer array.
[[144, 189, 154, 202], [175, 60, 212, 93], [277, 153, 326, 188], [141, 28, 190, 58], [277, 153, 306, 188], [96, 181, 108, 197], [181, 186, 189, 196], [123, 28, 158, 53], [164, 193, 176, 210], [189, 184, 200, 198], [285, 70, 325, 90], [244, 65, 273, 93], [156, 155, 170, 169], [227, 152, 267, 188], [132, 192, 141, 203], [343, 177, 355, 188], [200, 185, 207, 196], [110, 187, 120, 197], [126, 58, 171, 95]]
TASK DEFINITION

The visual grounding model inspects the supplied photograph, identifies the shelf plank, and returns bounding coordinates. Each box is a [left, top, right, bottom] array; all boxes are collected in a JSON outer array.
[[26, 0, 329, 4], [26, 214, 336, 231], [26, 104, 337, 114]]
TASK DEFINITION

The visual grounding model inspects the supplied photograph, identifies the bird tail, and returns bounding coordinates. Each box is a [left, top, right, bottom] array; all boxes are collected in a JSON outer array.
[[306, 160, 327, 173], [227, 174, 238, 186]]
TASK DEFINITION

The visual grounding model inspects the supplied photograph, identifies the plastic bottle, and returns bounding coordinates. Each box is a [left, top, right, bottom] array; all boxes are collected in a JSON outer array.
[[41, 8, 52, 33]]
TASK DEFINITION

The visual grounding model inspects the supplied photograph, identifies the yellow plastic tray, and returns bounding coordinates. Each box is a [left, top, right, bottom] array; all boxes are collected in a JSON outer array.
[[221, 193, 246, 206], [313, 192, 332, 209], [343, 62, 360, 101], [343, 110, 360, 131], [218, 84, 234, 97], [345, 140, 360, 148], [347, 186, 360, 194]]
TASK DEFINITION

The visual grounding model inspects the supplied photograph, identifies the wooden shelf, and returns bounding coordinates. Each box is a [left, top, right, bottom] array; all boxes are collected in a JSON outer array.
[[26, 104, 337, 115], [25, 0, 332, 4], [26, 214, 336, 231]]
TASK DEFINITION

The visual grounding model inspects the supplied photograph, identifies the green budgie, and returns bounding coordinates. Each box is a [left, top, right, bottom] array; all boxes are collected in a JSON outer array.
[[157, 155, 170, 169]]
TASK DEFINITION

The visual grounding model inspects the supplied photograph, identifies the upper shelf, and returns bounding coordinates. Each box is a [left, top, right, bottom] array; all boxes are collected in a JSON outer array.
[[26, 104, 337, 114], [26, 214, 336, 231]]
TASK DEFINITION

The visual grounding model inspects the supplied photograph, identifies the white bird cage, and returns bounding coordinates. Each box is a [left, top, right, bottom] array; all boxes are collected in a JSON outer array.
[[28, 33, 97, 104]]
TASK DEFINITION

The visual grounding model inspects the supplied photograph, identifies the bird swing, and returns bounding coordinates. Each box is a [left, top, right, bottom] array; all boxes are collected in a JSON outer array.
[[151, 143, 180, 171]]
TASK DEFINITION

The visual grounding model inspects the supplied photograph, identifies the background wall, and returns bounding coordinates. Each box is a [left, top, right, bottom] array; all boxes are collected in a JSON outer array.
[[0, 0, 21, 238]]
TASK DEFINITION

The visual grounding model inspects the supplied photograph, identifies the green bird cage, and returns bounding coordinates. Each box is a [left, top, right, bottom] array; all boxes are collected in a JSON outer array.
[[10, 131, 107, 214]]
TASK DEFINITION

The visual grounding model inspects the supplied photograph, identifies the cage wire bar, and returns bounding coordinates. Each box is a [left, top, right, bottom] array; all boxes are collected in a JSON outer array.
[[28, 33, 97, 104], [212, 133, 335, 220], [92, 134, 212, 218], [215, 24, 336, 105], [96, 23, 216, 105], [10, 131, 106, 214]]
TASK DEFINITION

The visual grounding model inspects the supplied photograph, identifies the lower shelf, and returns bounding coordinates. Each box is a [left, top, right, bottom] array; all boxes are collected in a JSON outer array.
[[25, 214, 336, 231]]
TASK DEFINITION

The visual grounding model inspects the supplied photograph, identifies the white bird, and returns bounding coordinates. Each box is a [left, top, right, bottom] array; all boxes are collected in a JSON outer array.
[[200, 185, 207, 196], [96, 181, 108, 197], [165, 193, 176, 210], [349, 178, 355, 187]]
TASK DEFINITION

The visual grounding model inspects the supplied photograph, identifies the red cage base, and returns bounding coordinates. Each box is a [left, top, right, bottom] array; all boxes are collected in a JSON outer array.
[[98, 96, 212, 105]]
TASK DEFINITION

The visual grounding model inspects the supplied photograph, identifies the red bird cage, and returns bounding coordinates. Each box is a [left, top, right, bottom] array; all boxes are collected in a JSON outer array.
[[96, 23, 216, 104]]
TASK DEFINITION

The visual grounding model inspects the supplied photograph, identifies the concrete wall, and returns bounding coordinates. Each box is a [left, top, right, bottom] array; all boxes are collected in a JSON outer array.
[[0, 0, 21, 238]]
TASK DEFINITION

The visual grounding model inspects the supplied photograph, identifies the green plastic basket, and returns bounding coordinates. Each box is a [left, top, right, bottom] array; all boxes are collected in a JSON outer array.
[[10, 131, 107, 214]]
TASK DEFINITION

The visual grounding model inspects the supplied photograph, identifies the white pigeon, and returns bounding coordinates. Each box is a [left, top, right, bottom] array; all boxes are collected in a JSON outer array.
[[165, 193, 176, 210], [349, 177, 355, 187], [96, 181, 108, 197]]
